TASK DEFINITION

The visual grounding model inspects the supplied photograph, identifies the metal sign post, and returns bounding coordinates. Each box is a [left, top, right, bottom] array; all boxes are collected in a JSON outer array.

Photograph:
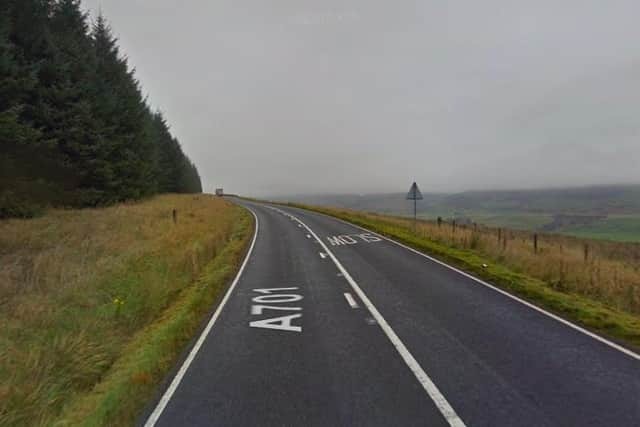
[[406, 182, 423, 232]]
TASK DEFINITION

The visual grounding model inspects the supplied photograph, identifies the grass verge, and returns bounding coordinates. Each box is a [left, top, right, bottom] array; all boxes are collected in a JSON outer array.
[[0, 195, 253, 426], [59, 213, 252, 426], [286, 203, 640, 352]]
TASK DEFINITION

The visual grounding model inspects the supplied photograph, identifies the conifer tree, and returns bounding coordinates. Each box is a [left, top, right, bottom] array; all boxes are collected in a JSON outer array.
[[0, 0, 203, 217], [91, 15, 156, 202], [0, 0, 58, 216]]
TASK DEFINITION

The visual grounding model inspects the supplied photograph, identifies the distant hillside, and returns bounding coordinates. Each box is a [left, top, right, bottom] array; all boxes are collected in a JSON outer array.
[[441, 185, 640, 215], [280, 185, 640, 242], [280, 192, 447, 216], [283, 185, 640, 216]]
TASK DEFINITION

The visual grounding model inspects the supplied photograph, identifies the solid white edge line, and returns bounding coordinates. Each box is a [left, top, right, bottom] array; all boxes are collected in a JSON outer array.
[[281, 205, 640, 362], [269, 206, 466, 427], [343, 292, 359, 309], [144, 208, 260, 427]]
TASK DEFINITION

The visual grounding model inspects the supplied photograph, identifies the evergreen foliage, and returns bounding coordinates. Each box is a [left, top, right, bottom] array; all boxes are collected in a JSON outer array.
[[0, 0, 202, 217]]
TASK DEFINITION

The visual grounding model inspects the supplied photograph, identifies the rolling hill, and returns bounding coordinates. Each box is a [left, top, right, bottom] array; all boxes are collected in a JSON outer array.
[[280, 185, 640, 242]]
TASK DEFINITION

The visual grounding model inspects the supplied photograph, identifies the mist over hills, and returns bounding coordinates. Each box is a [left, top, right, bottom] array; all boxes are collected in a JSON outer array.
[[279, 185, 640, 242], [281, 184, 640, 216]]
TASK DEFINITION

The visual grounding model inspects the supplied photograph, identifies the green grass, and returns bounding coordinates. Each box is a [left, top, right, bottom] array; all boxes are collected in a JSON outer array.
[[58, 215, 252, 426], [286, 203, 640, 352], [424, 211, 553, 231], [0, 195, 253, 426], [559, 215, 640, 243], [467, 213, 552, 230], [416, 208, 555, 231], [417, 209, 640, 243]]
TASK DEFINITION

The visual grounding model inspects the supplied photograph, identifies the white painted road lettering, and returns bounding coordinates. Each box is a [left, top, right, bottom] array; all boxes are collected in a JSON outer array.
[[327, 233, 382, 246], [253, 294, 302, 304], [327, 236, 348, 246], [250, 314, 302, 332], [269, 206, 466, 427], [251, 305, 301, 315], [360, 233, 382, 243], [338, 235, 358, 244], [250, 287, 303, 333], [253, 287, 298, 294]]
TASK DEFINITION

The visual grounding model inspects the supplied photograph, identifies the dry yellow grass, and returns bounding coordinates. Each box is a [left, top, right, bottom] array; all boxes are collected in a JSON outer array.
[[318, 208, 640, 315], [287, 203, 640, 349], [412, 217, 640, 314], [0, 194, 247, 426]]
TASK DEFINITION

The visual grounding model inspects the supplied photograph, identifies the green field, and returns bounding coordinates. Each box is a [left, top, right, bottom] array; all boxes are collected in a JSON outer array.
[[287, 185, 640, 243], [418, 210, 554, 231], [558, 215, 640, 243], [470, 213, 553, 230], [418, 210, 640, 243], [427, 211, 640, 243]]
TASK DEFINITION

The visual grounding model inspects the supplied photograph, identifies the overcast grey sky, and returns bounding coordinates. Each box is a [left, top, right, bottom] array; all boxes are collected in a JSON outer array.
[[82, 0, 640, 196]]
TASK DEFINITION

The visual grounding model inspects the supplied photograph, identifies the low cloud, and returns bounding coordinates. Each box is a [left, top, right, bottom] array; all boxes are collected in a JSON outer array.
[[83, 0, 640, 196]]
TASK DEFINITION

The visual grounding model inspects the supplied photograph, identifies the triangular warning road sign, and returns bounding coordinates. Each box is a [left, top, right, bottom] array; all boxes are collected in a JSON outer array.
[[406, 182, 423, 200]]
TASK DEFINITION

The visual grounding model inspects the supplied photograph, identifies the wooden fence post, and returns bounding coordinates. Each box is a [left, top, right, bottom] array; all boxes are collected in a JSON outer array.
[[584, 244, 589, 263], [172, 209, 177, 224], [533, 233, 538, 253]]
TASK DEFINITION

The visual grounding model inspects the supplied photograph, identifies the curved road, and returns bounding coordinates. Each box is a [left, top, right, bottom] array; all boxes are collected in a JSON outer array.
[[142, 199, 640, 427]]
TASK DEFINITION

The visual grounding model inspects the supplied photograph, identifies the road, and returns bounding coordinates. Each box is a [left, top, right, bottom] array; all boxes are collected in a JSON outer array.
[[142, 199, 640, 427]]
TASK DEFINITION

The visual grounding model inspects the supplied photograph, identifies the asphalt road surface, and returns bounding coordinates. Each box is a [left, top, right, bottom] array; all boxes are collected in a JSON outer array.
[[142, 199, 640, 427]]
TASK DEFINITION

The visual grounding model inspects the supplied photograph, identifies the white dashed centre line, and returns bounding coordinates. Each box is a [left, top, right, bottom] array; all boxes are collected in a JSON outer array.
[[268, 205, 466, 427], [343, 292, 359, 309]]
